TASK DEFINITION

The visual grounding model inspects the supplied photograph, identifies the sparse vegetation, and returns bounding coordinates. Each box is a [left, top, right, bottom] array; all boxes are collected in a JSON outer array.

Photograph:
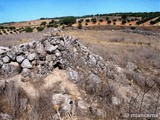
[[60, 16, 76, 26], [91, 18, 97, 24], [106, 17, 109, 21], [107, 20, 111, 24], [37, 27, 45, 31], [40, 21, 47, 26], [24, 27, 33, 32], [85, 19, 90, 23], [77, 22, 82, 29], [99, 19, 103, 22]]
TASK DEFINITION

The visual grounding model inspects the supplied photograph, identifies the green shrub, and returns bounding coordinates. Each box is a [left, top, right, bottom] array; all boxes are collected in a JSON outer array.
[[24, 27, 33, 32], [37, 27, 44, 32], [91, 18, 97, 24], [9, 26, 16, 30], [121, 14, 127, 19], [122, 20, 126, 25], [107, 20, 111, 24], [118, 18, 122, 21], [0, 26, 4, 29], [85, 19, 90, 23], [61, 16, 76, 26], [47, 23, 58, 28], [130, 26, 136, 30], [49, 20, 54, 25], [40, 21, 47, 26], [106, 17, 109, 21], [99, 19, 103, 22], [78, 19, 84, 23], [113, 19, 117, 22], [77, 23, 82, 29]]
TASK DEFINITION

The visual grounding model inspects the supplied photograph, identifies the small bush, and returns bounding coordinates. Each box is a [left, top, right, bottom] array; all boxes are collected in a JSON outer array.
[[9, 26, 16, 30], [122, 20, 126, 25], [107, 20, 111, 24], [61, 16, 76, 26], [40, 21, 47, 26], [24, 27, 33, 32], [130, 26, 136, 30], [49, 20, 54, 25], [0, 26, 4, 29], [106, 17, 109, 21], [85, 19, 90, 23], [118, 18, 122, 21], [91, 18, 97, 24], [99, 19, 103, 22], [113, 19, 117, 22], [78, 19, 84, 23], [121, 14, 127, 19], [150, 21, 156, 25], [127, 20, 131, 23], [37, 27, 44, 32], [77, 23, 82, 29], [47, 23, 58, 28]]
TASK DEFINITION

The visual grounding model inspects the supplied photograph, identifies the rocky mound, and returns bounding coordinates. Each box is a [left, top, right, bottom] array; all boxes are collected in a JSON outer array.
[[0, 34, 159, 120]]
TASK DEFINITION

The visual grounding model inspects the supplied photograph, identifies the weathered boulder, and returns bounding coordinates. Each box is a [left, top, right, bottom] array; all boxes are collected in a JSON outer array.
[[0, 113, 12, 120], [0, 47, 10, 55], [52, 93, 72, 112], [28, 41, 36, 49], [45, 43, 58, 54], [1, 64, 11, 75], [0, 59, 3, 67], [6, 51, 16, 60], [21, 59, 32, 69], [21, 68, 31, 77], [27, 53, 37, 61], [35, 42, 45, 54], [16, 55, 25, 63], [2, 56, 10, 63]]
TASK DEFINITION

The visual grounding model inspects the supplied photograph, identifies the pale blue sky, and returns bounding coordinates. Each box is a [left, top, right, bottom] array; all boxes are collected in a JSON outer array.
[[0, 0, 159, 23]]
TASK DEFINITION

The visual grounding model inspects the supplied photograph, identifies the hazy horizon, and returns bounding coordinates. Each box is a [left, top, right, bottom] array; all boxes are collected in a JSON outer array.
[[0, 0, 159, 23]]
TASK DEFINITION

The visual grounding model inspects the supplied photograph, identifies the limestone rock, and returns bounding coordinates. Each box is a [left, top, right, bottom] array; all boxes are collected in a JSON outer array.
[[16, 55, 25, 63], [0, 47, 10, 55], [1, 64, 11, 75], [68, 68, 79, 82], [52, 93, 72, 112], [27, 53, 37, 61], [2, 56, 10, 63], [0, 113, 12, 120], [6, 51, 16, 60], [21, 68, 31, 77], [21, 59, 32, 68]]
